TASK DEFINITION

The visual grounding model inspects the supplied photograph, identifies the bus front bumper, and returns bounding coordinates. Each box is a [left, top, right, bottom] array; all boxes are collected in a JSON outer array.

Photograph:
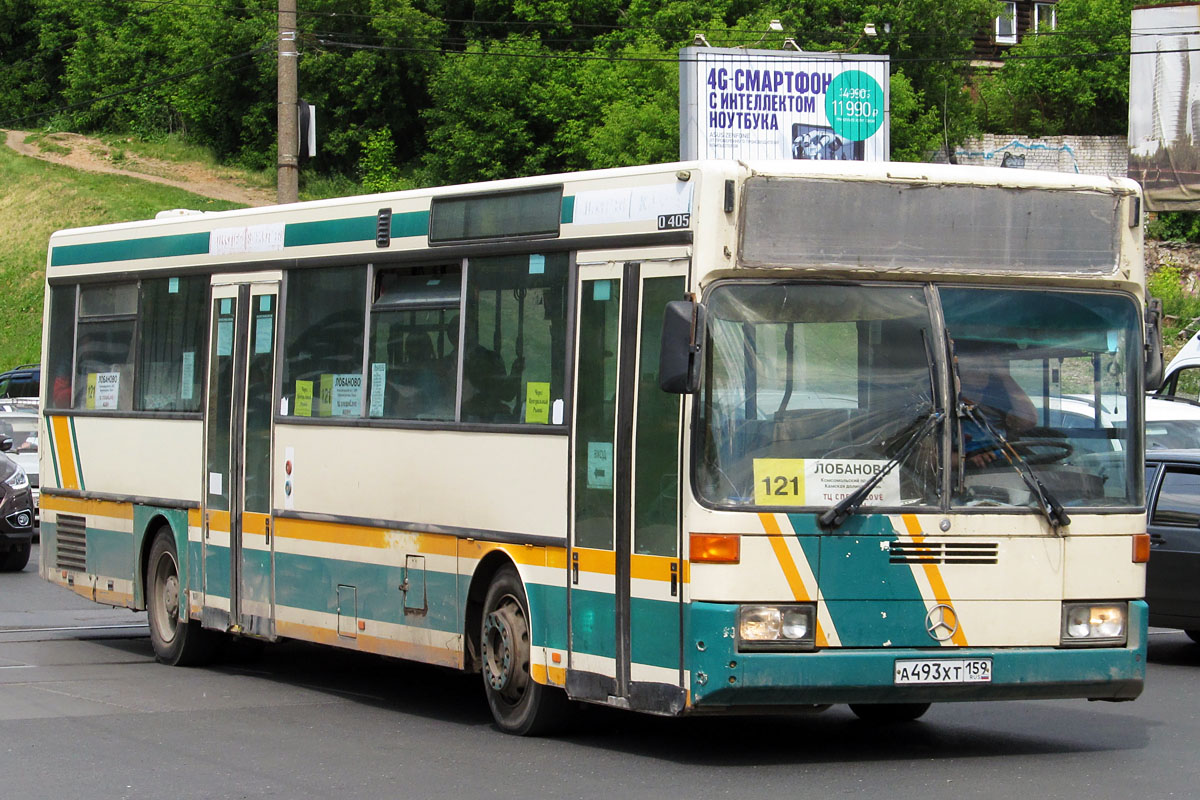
[[688, 600, 1147, 708]]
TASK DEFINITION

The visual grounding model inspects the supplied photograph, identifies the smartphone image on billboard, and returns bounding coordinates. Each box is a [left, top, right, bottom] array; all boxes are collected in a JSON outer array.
[[791, 124, 864, 161]]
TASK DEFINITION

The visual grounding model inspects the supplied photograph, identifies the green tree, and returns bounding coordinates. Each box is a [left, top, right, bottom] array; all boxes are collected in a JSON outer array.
[[976, 0, 1133, 136]]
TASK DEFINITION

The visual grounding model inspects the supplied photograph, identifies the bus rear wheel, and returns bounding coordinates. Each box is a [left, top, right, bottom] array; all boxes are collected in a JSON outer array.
[[849, 702, 931, 723], [146, 530, 216, 666], [480, 566, 570, 735]]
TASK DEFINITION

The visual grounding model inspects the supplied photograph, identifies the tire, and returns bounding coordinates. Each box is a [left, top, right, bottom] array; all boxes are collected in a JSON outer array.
[[480, 566, 571, 735], [1185, 630, 1200, 644], [146, 530, 216, 666], [849, 702, 932, 723], [0, 541, 31, 572]]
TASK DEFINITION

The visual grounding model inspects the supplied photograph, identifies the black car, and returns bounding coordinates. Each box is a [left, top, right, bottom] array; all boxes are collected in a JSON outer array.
[[1145, 450, 1200, 641], [0, 446, 34, 572], [0, 363, 39, 400]]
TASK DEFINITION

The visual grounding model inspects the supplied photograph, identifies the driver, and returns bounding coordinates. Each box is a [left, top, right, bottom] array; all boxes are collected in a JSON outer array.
[[956, 346, 1036, 467]]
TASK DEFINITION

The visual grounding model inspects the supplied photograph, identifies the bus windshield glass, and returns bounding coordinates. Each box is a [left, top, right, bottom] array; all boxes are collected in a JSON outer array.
[[696, 283, 1143, 513], [696, 283, 940, 510], [942, 287, 1141, 510]]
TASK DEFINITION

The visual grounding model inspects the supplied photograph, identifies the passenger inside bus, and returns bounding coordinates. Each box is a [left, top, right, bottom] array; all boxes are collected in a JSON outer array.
[[956, 344, 1036, 467], [462, 345, 521, 422]]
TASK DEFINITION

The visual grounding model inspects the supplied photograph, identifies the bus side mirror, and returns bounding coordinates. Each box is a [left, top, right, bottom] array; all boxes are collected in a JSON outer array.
[[1146, 297, 1164, 391], [659, 298, 706, 394]]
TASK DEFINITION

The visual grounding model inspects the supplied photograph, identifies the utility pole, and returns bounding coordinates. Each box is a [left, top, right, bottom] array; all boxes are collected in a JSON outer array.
[[277, 0, 299, 204]]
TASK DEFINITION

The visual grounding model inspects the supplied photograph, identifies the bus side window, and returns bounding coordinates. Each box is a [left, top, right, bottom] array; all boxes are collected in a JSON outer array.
[[281, 265, 367, 418], [75, 282, 138, 411], [368, 266, 460, 422], [462, 252, 568, 425]]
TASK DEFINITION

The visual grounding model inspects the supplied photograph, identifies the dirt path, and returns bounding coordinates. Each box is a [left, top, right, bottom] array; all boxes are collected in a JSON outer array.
[[3, 129, 275, 207]]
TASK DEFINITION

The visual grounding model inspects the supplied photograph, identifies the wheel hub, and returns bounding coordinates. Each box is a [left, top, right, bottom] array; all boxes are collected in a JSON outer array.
[[482, 597, 529, 701]]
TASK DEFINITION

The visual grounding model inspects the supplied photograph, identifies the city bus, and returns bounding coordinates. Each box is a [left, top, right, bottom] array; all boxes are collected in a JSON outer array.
[[39, 160, 1157, 734]]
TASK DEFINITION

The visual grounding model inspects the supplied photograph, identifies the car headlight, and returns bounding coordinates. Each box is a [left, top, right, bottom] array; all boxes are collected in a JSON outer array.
[[1061, 602, 1127, 646], [1, 461, 28, 492], [737, 604, 816, 651]]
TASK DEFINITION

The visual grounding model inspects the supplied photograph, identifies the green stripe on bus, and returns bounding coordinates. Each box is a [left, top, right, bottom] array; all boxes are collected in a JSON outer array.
[[560, 195, 575, 224], [284, 210, 429, 247], [50, 232, 210, 267], [391, 210, 430, 238], [284, 216, 376, 247], [45, 416, 62, 488]]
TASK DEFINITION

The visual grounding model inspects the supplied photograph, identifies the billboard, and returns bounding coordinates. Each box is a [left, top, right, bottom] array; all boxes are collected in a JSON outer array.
[[679, 46, 890, 161], [1129, 4, 1200, 210]]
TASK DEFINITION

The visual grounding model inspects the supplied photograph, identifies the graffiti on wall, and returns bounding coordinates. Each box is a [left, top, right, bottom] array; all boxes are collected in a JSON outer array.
[[955, 138, 1080, 172]]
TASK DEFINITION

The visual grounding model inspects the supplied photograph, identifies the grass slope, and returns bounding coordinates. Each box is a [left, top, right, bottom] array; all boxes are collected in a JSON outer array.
[[0, 142, 243, 370]]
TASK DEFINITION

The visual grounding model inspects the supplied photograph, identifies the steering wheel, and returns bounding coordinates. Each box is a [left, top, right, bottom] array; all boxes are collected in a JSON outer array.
[[1010, 427, 1074, 465]]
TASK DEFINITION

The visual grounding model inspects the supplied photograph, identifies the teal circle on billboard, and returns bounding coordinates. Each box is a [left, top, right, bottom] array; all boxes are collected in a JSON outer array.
[[825, 71, 884, 142]]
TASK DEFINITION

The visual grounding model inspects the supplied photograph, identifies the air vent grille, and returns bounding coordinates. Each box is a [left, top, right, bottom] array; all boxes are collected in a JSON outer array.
[[56, 513, 87, 572], [889, 540, 998, 566]]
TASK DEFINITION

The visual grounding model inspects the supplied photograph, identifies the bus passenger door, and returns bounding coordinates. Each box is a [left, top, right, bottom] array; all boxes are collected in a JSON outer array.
[[569, 259, 687, 713], [202, 278, 280, 639]]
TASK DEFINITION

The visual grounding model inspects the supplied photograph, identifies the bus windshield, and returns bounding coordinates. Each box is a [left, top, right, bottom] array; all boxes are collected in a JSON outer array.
[[942, 287, 1141, 510], [696, 283, 1142, 513], [697, 283, 941, 510]]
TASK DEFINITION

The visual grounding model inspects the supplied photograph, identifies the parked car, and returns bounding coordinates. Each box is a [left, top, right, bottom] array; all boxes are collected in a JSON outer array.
[[1145, 450, 1200, 641], [0, 408, 38, 523], [0, 363, 39, 400], [0, 446, 34, 572]]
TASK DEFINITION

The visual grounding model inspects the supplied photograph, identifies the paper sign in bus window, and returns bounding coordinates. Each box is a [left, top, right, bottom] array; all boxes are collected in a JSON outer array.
[[525, 381, 550, 423], [254, 313, 273, 354], [92, 371, 120, 410], [217, 317, 234, 357], [294, 380, 313, 417], [753, 458, 900, 507], [331, 373, 362, 417], [587, 442, 614, 490], [369, 363, 387, 418], [319, 375, 333, 416], [181, 351, 195, 400]]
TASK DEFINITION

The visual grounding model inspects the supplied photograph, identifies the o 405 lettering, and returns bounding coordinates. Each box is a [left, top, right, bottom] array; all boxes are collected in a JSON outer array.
[[657, 213, 690, 230]]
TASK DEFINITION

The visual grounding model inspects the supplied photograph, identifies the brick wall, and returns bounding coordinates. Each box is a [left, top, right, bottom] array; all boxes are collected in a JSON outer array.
[[928, 134, 1129, 178]]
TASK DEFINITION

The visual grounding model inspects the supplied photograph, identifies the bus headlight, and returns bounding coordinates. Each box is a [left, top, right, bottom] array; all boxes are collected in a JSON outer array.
[[737, 604, 816, 651], [1061, 602, 1127, 646]]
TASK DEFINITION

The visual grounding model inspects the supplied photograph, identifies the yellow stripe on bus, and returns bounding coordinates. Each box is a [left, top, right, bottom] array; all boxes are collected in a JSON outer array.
[[49, 416, 80, 491], [901, 514, 969, 647], [563, 548, 686, 583], [272, 517, 457, 556], [759, 513, 828, 648], [274, 619, 463, 669], [40, 494, 134, 520]]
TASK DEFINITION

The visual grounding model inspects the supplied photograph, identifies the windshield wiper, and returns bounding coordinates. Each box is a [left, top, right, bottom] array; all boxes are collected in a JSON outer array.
[[958, 402, 1072, 531], [819, 410, 944, 530]]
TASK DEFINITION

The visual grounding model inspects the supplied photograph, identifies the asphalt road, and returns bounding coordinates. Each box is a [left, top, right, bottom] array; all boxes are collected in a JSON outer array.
[[2, 544, 1199, 800]]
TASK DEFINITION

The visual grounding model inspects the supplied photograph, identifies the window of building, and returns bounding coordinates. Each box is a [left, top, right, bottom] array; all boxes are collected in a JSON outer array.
[[136, 276, 208, 412], [995, 2, 1017, 44], [1034, 2, 1056, 32], [462, 252, 568, 425], [75, 283, 138, 410], [367, 265, 461, 421], [281, 265, 368, 418]]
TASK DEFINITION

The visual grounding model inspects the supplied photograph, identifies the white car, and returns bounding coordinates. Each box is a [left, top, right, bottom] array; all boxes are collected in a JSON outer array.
[[0, 408, 38, 522]]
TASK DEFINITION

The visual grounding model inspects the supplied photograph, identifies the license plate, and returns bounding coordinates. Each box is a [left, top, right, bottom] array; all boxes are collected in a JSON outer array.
[[894, 658, 992, 685]]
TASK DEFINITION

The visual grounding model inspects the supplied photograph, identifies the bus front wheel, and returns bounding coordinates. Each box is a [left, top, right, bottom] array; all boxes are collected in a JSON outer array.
[[480, 566, 570, 735], [146, 530, 216, 667], [849, 702, 931, 723]]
